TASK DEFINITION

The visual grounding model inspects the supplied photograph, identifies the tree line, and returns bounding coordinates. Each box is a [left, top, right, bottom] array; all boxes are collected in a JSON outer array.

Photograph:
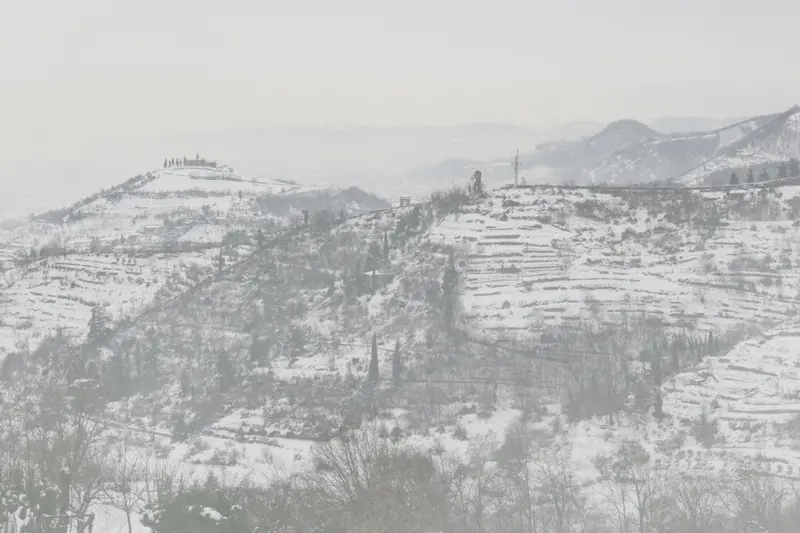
[[729, 158, 800, 185], [138, 420, 800, 533]]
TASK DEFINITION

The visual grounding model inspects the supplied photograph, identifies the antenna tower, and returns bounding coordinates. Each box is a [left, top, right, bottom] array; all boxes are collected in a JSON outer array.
[[513, 149, 520, 187]]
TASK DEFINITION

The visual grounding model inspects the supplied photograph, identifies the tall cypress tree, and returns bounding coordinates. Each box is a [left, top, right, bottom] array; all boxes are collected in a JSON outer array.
[[392, 339, 402, 386], [653, 358, 663, 419], [790, 158, 800, 176], [442, 253, 459, 332], [217, 350, 235, 393], [383, 230, 390, 263], [671, 345, 680, 374], [368, 333, 379, 383], [779, 162, 789, 179], [654, 390, 664, 420]]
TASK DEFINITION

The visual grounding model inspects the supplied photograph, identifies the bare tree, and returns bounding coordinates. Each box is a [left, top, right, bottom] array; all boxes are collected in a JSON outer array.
[[727, 466, 794, 533], [594, 440, 665, 533], [496, 420, 541, 533], [101, 439, 146, 533], [669, 470, 729, 533], [534, 442, 588, 533], [307, 422, 444, 533]]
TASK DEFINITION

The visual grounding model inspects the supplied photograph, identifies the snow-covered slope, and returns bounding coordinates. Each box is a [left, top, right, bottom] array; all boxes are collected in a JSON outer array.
[[9, 179, 800, 499], [677, 107, 800, 186], [661, 325, 800, 476], [0, 165, 387, 357], [400, 119, 663, 191], [548, 113, 777, 186], [16, 182, 796, 460], [432, 185, 800, 337], [407, 112, 789, 189]]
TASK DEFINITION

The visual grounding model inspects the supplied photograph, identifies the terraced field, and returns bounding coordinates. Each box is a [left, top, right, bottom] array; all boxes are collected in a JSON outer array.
[[432, 186, 800, 339], [563, 325, 800, 482], [0, 166, 386, 360]]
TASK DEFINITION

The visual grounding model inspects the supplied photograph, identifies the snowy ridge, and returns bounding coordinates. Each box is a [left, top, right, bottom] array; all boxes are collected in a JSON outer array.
[[678, 107, 800, 186], [407, 110, 789, 189], [0, 165, 387, 359]]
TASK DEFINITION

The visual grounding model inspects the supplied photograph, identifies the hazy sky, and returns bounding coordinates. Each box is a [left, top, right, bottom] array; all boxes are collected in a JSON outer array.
[[1, 0, 799, 217]]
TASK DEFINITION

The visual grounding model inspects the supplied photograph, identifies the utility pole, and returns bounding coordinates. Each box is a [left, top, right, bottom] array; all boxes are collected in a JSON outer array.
[[513, 149, 520, 187]]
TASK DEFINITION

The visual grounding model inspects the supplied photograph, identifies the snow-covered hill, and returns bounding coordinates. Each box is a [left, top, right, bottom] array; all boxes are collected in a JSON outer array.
[[407, 111, 795, 189], [433, 185, 800, 337], [7, 181, 797, 470], [678, 107, 800, 186], [0, 165, 387, 357], [10, 177, 800, 533]]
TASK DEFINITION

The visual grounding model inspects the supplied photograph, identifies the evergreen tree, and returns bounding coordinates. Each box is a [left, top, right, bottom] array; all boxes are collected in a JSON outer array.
[[217, 350, 235, 393], [180, 368, 191, 398], [729, 172, 740, 185], [163, 158, 168, 168], [134, 342, 143, 379], [470, 170, 484, 196], [257, 228, 264, 249], [392, 339, 402, 386], [790, 158, 800, 176], [171, 416, 190, 442], [249, 334, 269, 367], [104, 351, 131, 400], [653, 357, 662, 387], [707, 331, 716, 359], [441, 253, 459, 332], [303, 210, 310, 227], [747, 167, 755, 184], [671, 346, 680, 374], [779, 161, 789, 179], [654, 389, 663, 419], [365, 241, 383, 273], [352, 258, 365, 297], [759, 167, 770, 182], [383, 230, 390, 263], [286, 325, 307, 364], [652, 358, 663, 419], [368, 333, 379, 383], [140, 344, 160, 389], [88, 305, 111, 346]]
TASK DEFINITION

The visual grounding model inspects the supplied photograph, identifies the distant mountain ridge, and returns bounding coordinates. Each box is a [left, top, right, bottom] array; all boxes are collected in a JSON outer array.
[[404, 108, 799, 190], [677, 105, 800, 185]]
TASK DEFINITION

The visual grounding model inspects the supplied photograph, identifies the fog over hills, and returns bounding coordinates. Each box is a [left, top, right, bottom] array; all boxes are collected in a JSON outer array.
[[406, 107, 800, 192], [0, 116, 742, 222], [4, 110, 800, 533]]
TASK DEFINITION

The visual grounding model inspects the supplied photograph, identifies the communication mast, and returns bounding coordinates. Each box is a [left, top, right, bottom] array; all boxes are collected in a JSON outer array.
[[512, 149, 520, 187]]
